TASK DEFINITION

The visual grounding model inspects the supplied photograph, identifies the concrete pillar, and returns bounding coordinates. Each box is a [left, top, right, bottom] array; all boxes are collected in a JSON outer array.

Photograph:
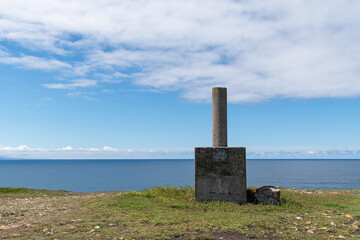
[[195, 87, 246, 203], [212, 87, 227, 147]]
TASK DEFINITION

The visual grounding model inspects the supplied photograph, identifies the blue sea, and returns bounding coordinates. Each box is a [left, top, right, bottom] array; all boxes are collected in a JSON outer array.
[[0, 159, 359, 192]]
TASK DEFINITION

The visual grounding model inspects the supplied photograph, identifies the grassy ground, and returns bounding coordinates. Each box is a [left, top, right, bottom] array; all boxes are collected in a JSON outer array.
[[0, 187, 359, 240]]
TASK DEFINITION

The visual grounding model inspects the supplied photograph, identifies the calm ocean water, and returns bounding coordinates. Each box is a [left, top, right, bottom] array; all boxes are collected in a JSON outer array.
[[0, 159, 359, 192]]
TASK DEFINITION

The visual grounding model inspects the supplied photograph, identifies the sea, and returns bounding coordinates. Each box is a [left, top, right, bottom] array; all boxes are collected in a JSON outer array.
[[0, 159, 359, 192]]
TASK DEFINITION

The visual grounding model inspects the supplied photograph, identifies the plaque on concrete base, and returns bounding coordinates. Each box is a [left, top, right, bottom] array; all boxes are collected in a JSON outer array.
[[195, 147, 246, 203]]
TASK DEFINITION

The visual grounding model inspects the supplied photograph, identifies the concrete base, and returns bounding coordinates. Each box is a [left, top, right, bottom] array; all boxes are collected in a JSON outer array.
[[195, 147, 246, 203]]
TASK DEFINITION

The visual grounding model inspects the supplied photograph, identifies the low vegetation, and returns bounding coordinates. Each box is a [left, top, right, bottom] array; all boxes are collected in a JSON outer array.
[[0, 187, 359, 239]]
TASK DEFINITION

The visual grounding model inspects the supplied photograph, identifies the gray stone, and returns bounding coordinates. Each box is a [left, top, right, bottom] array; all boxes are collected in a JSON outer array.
[[212, 87, 227, 147], [195, 147, 247, 203], [255, 186, 281, 205]]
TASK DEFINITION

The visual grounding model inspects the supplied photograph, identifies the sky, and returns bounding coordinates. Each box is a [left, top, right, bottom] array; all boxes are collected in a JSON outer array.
[[0, 0, 360, 159]]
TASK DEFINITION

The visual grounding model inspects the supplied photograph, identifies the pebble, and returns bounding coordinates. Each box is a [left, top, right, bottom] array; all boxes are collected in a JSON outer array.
[[94, 226, 100, 229], [331, 222, 336, 227], [71, 219, 82, 222], [0, 222, 25, 230], [345, 215, 353, 219]]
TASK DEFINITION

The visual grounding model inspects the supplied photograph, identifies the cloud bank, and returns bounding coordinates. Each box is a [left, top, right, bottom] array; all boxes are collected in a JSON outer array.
[[1, 0, 360, 102], [1, 145, 360, 159], [0, 145, 192, 159]]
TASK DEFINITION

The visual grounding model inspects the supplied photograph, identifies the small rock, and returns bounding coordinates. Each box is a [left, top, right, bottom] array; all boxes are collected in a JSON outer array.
[[71, 219, 82, 222], [331, 222, 336, 227], [0, 222, 25, 230], [94, 226, 100, 229], [255, 186, 281, 205], [295, 217, 303, 220], [345, 215, 353, 219]]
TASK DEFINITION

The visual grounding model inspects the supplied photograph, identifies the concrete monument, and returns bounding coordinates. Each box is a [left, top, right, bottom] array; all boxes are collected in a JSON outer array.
[[195, 87, 247, 203]]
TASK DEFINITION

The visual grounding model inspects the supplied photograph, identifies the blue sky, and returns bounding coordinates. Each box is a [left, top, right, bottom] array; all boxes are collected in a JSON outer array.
[[1, 0, 360, 159]]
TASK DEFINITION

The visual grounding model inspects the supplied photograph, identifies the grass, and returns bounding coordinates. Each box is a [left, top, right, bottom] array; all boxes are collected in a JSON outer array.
[[0, 188, 71, 198], [0, 187, 359, 239]]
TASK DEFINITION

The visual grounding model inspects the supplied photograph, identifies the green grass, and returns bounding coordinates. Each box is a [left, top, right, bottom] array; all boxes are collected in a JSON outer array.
[[0, 187, 71, 197], [0, 187, 359, 239]]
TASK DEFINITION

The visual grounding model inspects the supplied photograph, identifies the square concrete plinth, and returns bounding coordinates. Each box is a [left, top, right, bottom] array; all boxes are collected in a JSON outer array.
[[195, 147, 246, 203]]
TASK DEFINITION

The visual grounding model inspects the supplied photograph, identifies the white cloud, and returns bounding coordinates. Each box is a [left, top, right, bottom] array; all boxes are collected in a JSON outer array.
[[0, 52, 71, 71], [1, 0, 360, 102], [103, 146, 117, 151], [41, 97, 54, 101], [66, 91, 97, 100], [0, 145, 31, 151], [1, 144, 360, 159], [43, 79, 97, 89], [0, 145, 193, 159], [61, 146, 73, 151]]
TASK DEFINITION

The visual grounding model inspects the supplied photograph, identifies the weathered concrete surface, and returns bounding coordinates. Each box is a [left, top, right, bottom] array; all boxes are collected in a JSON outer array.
[[212, 87, 227, 147], [195, 147, 246, 203], [255, 186, 281, 205]]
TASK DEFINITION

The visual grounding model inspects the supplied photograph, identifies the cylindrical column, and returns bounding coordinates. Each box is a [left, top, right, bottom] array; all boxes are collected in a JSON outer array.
[[212, 87, 227, 147]]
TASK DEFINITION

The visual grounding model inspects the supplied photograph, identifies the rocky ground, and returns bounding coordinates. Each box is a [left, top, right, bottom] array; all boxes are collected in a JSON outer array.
[[0, 187, 359, 239]]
